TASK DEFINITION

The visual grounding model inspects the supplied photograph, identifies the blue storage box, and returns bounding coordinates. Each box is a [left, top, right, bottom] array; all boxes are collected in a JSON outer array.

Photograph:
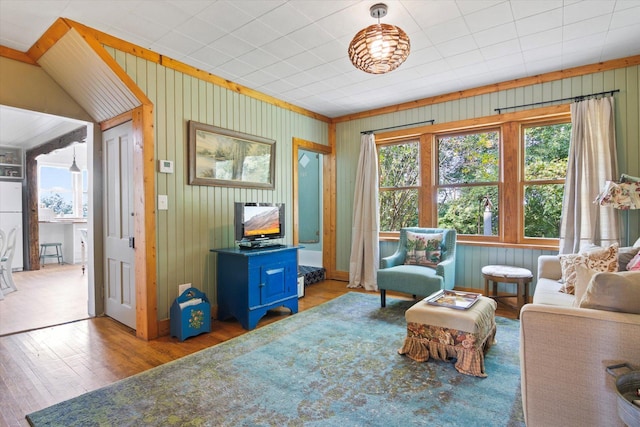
[[170, 287, 211, 341]]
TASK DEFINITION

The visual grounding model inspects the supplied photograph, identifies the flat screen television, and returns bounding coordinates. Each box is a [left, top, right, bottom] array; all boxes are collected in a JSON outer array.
[[234, 202, 285, 248]]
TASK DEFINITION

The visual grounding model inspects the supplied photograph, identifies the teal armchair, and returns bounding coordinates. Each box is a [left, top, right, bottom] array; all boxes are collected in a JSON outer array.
[[377, 227, 457, 307]]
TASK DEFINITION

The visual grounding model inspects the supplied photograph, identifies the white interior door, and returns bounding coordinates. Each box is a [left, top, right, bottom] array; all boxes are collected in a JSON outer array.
[[103, 121, 136, 329]]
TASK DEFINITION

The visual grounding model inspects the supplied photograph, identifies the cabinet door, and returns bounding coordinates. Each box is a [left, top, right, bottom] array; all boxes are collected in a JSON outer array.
[[260, 262, 290, 305], [0, 146, 23, 180]]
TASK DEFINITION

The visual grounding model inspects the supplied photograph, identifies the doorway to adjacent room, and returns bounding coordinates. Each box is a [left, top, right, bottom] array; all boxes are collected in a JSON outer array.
[[0, 106, 95, 336]]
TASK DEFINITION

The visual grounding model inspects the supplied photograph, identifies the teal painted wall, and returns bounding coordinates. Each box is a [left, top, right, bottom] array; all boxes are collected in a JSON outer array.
[[380, 241, 555, 294], [106, 47, 330, 320], [339, 66, 640, 293], [298, 149, 321, 245]]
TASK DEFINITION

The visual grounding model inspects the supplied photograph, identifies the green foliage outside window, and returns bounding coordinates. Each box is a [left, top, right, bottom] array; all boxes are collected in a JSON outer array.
[[438, 186, 499, 235], [524, 183, 565, 238], [379, 189, 418, 231], [437, 131, 500, 235], [523, 123, 571, 238], [378, 142, 419, 231], [438, 131, 499, 184], [377, 122, 570, 239]]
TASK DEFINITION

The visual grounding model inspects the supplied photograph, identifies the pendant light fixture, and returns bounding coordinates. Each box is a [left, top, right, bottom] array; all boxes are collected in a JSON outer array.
[[69, 146, 81, 173], [348, 3, 410, 74]]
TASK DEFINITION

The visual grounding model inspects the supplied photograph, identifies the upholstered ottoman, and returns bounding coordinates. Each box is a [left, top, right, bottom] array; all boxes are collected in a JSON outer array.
[[398, 296, 497, 377]]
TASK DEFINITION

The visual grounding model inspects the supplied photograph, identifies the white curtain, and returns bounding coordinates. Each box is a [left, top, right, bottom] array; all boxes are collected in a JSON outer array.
[[348, 133, 379, 290], [559, 96, 619, 254]]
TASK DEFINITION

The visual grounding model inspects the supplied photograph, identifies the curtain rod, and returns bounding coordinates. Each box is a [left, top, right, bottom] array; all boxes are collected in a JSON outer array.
[[494, 89, 619, 114], [361, 119, 435, 135]]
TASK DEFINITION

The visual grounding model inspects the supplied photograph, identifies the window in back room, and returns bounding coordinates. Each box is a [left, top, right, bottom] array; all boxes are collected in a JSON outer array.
[[38, 165, 87, 218]]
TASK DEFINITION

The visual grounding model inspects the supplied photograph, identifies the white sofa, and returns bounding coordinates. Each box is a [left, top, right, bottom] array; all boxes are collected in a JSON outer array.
[[520, 254, 640, 427]]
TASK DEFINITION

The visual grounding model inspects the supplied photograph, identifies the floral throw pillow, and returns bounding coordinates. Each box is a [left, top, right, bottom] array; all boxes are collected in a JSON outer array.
[[558, 244, 619, 294], [404, 231, 443, 267], [627, 252, 640, 271]]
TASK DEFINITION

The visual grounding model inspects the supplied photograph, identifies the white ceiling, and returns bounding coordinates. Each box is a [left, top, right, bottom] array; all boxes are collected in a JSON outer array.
[[0, 106, 87, 149], [0, 105, 88, 168], [1, 0, 640, 122]]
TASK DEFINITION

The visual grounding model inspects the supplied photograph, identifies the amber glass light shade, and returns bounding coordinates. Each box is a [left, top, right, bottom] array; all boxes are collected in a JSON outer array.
[[348, 23, 410, 74]]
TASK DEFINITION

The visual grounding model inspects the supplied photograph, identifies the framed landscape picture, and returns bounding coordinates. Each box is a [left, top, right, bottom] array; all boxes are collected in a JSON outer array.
[[188, 121, 276, 189]]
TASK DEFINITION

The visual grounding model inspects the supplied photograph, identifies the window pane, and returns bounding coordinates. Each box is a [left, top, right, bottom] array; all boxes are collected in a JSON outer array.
[[524, 123, 571, 180], [438, 131, 499, 184], [378, 142, 419, 188], [379, 189, 418, 231], [437, 186, 498, 235], [82, 170, 88, 217], [524, 184, 564, 238], [39, 166, 74, 216]]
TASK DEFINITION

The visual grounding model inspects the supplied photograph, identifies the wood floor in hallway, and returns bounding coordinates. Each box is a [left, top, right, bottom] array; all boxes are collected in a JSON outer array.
[[0, 264, 89, 337]]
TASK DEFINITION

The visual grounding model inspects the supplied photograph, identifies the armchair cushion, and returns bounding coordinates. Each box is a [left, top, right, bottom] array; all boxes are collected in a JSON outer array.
[[404, 230, 443, 267]]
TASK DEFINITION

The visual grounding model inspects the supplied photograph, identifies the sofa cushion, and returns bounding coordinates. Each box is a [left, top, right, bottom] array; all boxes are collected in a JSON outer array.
[[531, 277, 575, 306], [573, 265, 598, 307], [558, 244, 618, 294], [579, 271, 640, 314], [405, 231, 443, 267]]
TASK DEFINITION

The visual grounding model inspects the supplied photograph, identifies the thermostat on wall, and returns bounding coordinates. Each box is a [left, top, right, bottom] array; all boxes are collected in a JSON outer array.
[[159, 160, 174, 173]]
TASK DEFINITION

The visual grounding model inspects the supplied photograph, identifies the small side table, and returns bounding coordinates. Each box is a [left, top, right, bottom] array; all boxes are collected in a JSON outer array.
[[481, 265, 533, 318]]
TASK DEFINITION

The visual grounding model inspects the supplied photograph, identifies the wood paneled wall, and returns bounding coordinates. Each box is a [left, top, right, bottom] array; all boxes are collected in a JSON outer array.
[[104, 47, 330, 320], [337, 65, 640, 290]]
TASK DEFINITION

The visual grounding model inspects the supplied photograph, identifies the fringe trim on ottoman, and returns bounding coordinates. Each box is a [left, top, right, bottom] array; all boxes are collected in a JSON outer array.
[[398, 322, 497, 377]]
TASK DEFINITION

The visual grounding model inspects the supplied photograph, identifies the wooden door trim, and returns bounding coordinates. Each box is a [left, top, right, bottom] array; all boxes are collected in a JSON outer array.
[[292, 137, 335, 279], [101, 107, 157, 340]]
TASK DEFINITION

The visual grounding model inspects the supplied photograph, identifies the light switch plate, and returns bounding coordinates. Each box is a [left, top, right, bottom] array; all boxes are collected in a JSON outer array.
[[158, 194, 168, 210]]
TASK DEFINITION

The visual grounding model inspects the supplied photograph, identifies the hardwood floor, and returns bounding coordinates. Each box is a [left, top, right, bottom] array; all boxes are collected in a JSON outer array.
[[0, 277, 518, 427]]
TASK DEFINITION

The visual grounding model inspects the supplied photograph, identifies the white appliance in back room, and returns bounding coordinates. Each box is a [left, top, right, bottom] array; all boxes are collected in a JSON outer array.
[[0, 181, 24, 271]]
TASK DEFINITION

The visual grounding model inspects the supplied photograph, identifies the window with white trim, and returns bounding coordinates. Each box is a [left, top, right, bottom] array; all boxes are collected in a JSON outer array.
[[39, 165, 88, 218]]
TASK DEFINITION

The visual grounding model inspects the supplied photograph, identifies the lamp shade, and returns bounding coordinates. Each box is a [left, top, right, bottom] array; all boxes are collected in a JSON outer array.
[[69, 147, 81, 173], [69, 158, 81, 173], [348, 3, 410, 74], [348, 23, 410, 74], [595, 180, 640, 209]]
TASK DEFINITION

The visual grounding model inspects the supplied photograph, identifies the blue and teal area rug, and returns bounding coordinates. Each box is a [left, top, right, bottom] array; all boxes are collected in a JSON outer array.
[[27, 292, 524, 426]]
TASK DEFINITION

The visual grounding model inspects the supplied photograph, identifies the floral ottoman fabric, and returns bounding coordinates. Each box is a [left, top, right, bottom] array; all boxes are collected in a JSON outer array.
[[398, 297, 497, 377]]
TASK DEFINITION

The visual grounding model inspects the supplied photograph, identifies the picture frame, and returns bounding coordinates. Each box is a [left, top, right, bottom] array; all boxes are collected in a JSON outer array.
[[188, 121, 276, 189]]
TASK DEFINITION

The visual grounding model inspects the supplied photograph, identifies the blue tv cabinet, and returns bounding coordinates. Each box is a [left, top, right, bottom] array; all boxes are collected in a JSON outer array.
[[211, 245, 299, 330]]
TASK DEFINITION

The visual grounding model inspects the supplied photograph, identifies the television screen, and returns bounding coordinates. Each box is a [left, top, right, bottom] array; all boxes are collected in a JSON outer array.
[[243, 205, 280, 237], [234, 202, 285, 244]]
